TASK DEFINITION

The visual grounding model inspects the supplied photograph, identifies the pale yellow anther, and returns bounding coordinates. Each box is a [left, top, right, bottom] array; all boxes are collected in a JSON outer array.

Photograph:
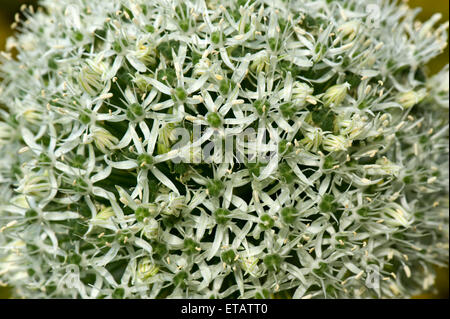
[[355, 271, 364, 280], [404, 265, 411, 278], [375, 42, 384, 50], [18, 146, 30, 154]]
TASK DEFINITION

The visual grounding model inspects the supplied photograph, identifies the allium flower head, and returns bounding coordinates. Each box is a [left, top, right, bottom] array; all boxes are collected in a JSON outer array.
[[0, 0, 448, 299]]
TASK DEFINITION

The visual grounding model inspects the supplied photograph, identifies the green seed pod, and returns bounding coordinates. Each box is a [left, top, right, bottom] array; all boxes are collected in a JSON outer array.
[[221, 249, 236, 264], [214, 208, 230, 224], [281, 207, 297, 224], [263, 254, 282, 271], [319, 194, 337, 213], [206, 112, 222, 128], [207, 179, 224, 197], [259, 214, 274, 230], [137, 154, 154, 168], [183, 238, 198, 254], [211, 31, 221, 44]]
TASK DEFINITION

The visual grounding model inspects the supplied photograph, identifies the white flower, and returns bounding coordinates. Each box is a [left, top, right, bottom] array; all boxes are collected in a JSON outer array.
[[364, 158, 401, 176], [396, 89, 427, 109], [95, 206, 115, 220], [240, 256, 260, 277], [142, 218, 159, 239], [89, 127, 119, 154], [129, 37, 156, 67], [16, 170, 51, 198], [20, 107, 45, 126], [158, 193, 186, 217], [137, 257, 159, 281], [380, 203, 413, 227], [249, 51, 269, 74], [322, 134, 351, 152], [337, 114, 366, 139], [19, 33, 37, 52], [158, 123, 178, 149], [323, 83, 351, 107], [301, 127, 323, 152], [78, 55, 110, 95], [193, 57, 212, 77], [337, 20, 360, 41], [0, 0, 447, 300], [9, 195, 29, 209], [133, 74, 153, 92]]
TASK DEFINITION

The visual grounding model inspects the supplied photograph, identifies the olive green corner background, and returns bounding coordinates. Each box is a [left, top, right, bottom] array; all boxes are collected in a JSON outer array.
[[0, 0, 448, 299]]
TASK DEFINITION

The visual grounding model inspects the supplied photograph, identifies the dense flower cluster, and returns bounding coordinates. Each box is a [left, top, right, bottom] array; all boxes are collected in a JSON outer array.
[[0, 0, 448, 298]]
